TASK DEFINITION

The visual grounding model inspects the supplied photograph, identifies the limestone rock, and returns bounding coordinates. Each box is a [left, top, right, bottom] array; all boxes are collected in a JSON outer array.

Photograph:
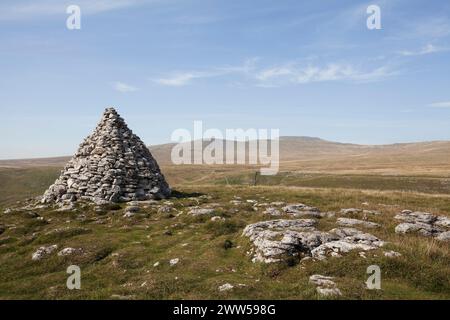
[[436, 231, 450, 242], [340, 208, 362, 215], [58, 247, 83, 256], [394, 211, 449, 240], [169, 258, 179, 266], [278, 203, 334, 218], [316, 287, 342, 297], [32, 245, 58, 261], [395, 211, 437, 224], [263, 207, 282, 216], [188, 208, 215, 216], [337, 218, 380, 228], [384, 250, 402, 258], [41, 108, 170, 204], [309, 275, 342, 297], [243, 219, 384, 263], [282, 204, 321, 217], [218, 283, 234, 292]]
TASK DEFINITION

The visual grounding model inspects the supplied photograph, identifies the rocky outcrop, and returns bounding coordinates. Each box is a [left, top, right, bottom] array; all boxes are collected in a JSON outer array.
[[309, 275, 342, 297], [32, 245, 58, 261], [261, 203, 334, 218], [282, 204, 322, 217], [394, 210, 450, 241], [41, 108, 170, 204], [242, 219, 384, 263], [337, 218, 380, 228]]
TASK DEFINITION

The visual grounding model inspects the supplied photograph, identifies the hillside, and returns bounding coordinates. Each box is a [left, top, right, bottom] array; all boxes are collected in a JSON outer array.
[[1, 137, 449, 176]]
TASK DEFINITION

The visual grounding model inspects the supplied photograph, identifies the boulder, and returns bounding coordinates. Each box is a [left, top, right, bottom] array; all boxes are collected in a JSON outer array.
[[309, 275, 342, 297], [394, 210, 449, 240], [32, 245, 58, 261], [58, 247, 83, 256], [218, 283, 234, 292], [188, 208, 215, 216]]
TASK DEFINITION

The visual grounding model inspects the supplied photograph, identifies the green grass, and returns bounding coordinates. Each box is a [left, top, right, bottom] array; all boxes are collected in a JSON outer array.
[[213, 171, 450, 195], [0, 167, 60, 206], [0, 167, 449, 299]]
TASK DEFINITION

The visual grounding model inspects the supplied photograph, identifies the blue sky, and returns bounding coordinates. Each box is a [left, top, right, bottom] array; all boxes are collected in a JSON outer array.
[[1, 0, 450, 159]]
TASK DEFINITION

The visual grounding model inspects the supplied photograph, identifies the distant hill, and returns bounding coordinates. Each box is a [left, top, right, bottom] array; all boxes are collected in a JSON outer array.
[[1, 137, 449, 175]]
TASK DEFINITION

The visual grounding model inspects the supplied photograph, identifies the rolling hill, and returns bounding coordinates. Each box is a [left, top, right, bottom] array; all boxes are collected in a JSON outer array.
[[1, 137, 449, 176]]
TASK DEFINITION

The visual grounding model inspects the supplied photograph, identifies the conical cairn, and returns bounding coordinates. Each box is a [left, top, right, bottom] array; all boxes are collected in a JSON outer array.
[[42, 108, 171, 204]]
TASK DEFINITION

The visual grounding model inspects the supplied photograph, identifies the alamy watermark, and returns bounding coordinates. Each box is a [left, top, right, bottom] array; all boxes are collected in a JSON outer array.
[[66, 5, 81, 30], [170, 121, 280, 175], [366, 265, 381, 290], [66, 265, 81, 290], [367, 5, 381, 30]]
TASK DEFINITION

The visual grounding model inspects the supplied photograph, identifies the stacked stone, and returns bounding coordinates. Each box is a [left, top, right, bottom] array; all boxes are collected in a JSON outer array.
[[42, 107, 171, 204]]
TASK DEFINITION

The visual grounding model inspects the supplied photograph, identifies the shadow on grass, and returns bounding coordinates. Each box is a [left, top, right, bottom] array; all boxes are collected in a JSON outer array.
[[170, 190, 205, 199]]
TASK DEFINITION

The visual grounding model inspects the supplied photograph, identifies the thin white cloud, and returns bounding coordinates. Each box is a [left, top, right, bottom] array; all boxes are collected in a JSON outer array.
[[154, 59, 394, 88], [412, 17, 450, 39], [428, 101, 450, 108], [399, 44, 445, 56], [255, 63, 393, 86], [153, 72, 218, 87], [153, 58, 258, 87], [113, 81, 138, 93]]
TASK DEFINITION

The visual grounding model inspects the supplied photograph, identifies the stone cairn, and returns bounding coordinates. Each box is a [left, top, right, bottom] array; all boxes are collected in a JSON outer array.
[[42, 107, 171, 204]]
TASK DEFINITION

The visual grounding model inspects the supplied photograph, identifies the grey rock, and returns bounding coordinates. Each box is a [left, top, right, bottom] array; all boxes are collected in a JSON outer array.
[[41, 108, 171, 205], [283, 203, 319, 212], [169, 258, 179, 266], [316, 287, 342, 297], [436, 231, 450, 241], [435, 216, 450, 228], [189, 208, 215, 216], [58, 247, 83, 256], [218, 283, 234, 292], [32, 245, 58, 261], [337, 218, 380, 228], [309, 275, 342, 297], [394, 210, 449, 239], [243, 219, 384, 263], [263, 207, 282, 216], [340, 208, 362, 215], [384, 250, 402, 258], [395, 211, 437, 224]]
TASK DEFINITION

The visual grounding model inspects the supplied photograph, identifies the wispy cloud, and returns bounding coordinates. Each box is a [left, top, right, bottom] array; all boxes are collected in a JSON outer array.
[[428, 101, 450, 108], [256, 64, 393, 85], [153, 58, 258, 87], [399, 44, 445, 56], [154, 58, 395, 88], [113, 81, 138, 93], [154, 72, 215, 87]]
